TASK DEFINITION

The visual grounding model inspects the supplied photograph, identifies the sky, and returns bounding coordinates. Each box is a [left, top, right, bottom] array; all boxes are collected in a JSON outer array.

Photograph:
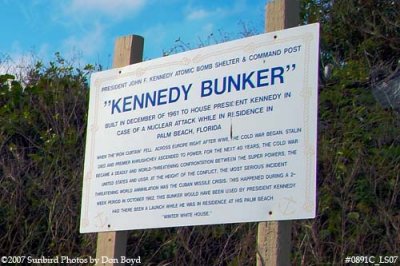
[[0, 0, 266, 72]]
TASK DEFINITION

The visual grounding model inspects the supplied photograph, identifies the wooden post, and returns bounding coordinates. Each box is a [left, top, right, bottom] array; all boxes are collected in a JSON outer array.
[[256, 1, 299, 266], [112, 35, 144, 68], [257, 221, 292, 266], [95, 35, 144, 266], [265, 0, 300, 32]]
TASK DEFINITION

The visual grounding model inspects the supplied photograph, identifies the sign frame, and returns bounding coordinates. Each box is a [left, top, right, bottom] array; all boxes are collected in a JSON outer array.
[[80, 23, 319, 233]]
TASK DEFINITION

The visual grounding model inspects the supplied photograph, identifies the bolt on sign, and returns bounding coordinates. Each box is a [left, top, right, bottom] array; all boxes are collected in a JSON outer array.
[[80, 23, 320, 233]]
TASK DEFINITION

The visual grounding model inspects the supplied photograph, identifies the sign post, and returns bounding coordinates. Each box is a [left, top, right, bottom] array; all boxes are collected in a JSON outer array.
[[95, 35, 144, 266], [257, 1, 300, 266]]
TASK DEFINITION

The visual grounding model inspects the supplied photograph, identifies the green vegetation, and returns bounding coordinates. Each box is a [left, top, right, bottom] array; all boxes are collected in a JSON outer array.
[[0, 1, 399, 265], [0, 56, 96, 257], [294, 1, 400, 264]]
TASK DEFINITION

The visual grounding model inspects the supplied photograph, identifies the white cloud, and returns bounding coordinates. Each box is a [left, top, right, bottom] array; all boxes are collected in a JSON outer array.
[[184, 0, 256, 22], [187, 9, 209, 20], [67, 0, 146, 18], [184, 3, 232, 22], [0, 49, 38, 79], [61, 23, 106, 63]]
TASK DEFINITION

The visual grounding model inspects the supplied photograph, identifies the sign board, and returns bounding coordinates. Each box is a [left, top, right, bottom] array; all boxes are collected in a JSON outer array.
[[80, 23, 319, 233]]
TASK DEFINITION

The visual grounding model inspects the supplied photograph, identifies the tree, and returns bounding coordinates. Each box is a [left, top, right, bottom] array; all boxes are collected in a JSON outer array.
[[0, 56, 96, 256], [292, 0, 400, 264]]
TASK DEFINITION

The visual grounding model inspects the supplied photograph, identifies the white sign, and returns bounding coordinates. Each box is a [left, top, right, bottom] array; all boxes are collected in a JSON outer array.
[[80, 23, 319, 233]]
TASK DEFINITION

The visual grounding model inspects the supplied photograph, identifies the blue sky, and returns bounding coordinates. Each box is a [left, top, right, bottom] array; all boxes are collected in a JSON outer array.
[[0, 0, 266, 71]]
